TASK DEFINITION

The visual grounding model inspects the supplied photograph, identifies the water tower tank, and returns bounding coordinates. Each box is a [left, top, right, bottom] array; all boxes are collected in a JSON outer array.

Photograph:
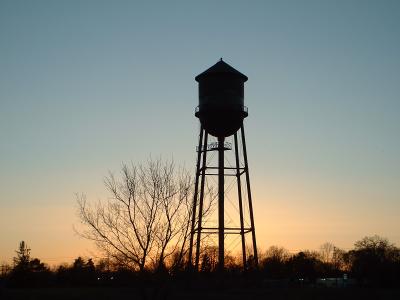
[[195, 59, 248, 138]]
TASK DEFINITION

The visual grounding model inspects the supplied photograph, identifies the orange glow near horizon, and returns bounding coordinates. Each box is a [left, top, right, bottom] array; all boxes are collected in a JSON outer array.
[[1, 175, 398, 267]]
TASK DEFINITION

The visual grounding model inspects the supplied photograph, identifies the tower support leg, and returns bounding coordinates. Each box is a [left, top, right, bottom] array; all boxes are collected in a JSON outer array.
[[188, 126, 204, 268], [234, 132, 247, 269], [194, 132, 208, 270], [218, 136, 225, 272], [241, 125, 258, 267]]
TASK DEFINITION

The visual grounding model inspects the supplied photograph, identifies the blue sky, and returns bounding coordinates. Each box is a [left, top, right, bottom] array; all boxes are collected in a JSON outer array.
[[1, 0, 399, 264]]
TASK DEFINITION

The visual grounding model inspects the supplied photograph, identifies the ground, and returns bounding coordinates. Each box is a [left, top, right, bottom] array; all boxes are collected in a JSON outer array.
[[1, 287, 400, 300]]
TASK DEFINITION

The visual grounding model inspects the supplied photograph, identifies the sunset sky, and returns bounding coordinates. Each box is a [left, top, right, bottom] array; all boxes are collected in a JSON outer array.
[[1, 0, 400, 265]]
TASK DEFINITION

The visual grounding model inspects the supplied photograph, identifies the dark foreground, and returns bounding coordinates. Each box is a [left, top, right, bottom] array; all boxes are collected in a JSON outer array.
[[1, 287, 400, 300]]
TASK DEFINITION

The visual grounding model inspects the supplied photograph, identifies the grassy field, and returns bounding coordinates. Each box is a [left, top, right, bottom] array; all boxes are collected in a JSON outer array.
[[1, 287, 400, 300]]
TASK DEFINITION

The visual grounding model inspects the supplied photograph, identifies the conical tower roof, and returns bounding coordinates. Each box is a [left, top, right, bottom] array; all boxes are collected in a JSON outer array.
[[195, 59, 248, 82]]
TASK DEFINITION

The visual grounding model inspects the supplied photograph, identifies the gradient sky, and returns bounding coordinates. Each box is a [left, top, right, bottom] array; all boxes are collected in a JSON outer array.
[[1, 0, 400, 265]]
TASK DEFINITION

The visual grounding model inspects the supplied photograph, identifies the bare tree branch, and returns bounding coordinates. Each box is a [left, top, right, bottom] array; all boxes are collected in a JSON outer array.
[[76, 158, 215, 272]]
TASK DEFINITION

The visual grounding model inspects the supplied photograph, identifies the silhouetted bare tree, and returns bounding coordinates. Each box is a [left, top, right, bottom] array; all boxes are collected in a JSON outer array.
[[13, 241, 31, 271], [261, 246, 290, 279], [347, 235, 400, 286], [200, 246, 218, 272], [0, 263, 12, 278], [317, 242, 347, 276], [76, 158, 214, 272], [287, 250, 321, 281], [319, 242, 335, 264], [9, 241, 51, 287]]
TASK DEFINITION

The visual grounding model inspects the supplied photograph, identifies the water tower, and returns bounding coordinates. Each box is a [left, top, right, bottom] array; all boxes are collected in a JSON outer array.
[[188, 59, 258, 271]]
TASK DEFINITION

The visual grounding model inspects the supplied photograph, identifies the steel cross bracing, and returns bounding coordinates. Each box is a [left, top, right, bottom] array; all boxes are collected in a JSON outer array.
[[188, 125, 258, 272]]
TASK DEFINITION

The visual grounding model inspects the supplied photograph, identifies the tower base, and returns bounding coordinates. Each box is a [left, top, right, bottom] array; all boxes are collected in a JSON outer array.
[[187, 125, 258, 271]]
